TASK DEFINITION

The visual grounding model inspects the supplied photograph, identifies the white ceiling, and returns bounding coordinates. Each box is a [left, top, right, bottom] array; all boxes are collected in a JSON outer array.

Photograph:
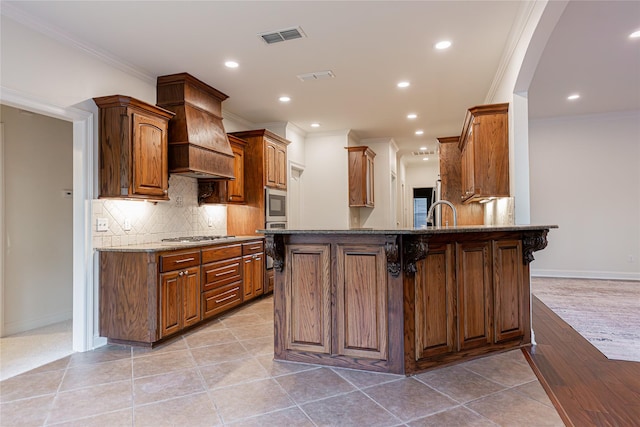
[[3, 1, 639, 164]]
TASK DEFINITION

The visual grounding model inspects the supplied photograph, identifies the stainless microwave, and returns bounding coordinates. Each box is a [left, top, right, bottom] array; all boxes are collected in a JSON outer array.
[[265, 188, 287, 222]]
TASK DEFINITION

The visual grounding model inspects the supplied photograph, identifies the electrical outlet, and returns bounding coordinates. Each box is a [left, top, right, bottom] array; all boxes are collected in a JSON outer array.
[[123, 218, 132, 231], [628, 255, 636, 263], [175, 196, 183, 207], [96, 218, 108, 232], [208, 217, 213, 227]]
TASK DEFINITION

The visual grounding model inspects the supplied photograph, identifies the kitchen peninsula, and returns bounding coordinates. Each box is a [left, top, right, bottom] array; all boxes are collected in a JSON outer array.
[[263, 225, 555, 375]]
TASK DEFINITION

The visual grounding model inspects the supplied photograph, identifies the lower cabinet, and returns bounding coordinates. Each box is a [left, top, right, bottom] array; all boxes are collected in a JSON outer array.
[[159, 266, 201, 338], [158, 250, 202, 339], [99, 238, 266, 346], [242, 241, 264, 301], [283, 242, 389, 360], [201, 244, 243, 319], [412, 238, 526, 369]]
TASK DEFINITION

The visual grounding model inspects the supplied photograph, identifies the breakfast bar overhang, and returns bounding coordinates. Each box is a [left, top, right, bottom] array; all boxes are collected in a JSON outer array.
[[262, 225, 556, 375]]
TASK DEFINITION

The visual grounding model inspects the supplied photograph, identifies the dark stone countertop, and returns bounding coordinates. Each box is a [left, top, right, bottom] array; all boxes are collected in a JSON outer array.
[[95, 235, 263, 253], [258, 224, 557, 235]]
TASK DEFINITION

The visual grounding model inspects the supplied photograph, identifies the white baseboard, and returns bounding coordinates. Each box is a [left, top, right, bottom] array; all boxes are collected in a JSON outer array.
[[531, 269, 640, 281], [2, 310, 73, 336]]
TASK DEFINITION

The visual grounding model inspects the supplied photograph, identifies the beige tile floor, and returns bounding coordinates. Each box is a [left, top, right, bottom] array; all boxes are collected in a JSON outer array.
[[0, 296, 563, 426]]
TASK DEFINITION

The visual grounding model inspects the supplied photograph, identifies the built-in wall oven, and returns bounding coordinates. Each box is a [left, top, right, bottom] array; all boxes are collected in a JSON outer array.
[[265, 188, 287, 223], [265, 188, 287, 269]]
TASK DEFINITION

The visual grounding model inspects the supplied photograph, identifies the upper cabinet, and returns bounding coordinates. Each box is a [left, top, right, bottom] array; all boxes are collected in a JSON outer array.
[[264, 136, 288, 189], [347, 146, 376, 207], [229, 129, 290, 191], [459, 103, 509, 204], [94, 95, 174, 201], [198, 135, 247, 205]]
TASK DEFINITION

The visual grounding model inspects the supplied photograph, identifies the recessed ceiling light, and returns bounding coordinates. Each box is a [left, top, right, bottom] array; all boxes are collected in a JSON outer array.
[[407, 113, 417, 119], [567, 94, 580, 100], [397, 81, 410, 88], [435, 40, 452, 50], [629, 30, 640, 39], [419, 146, 427, 150], [224, 60, 239, 68], [423, 157, 429, 161], [279, 96, 291, 102], [415, 130, 424, 135], [310, 123, 320, 128]]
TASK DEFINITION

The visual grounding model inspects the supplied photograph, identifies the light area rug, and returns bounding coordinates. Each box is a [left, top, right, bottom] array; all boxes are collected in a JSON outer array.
[[531, 277, 640, 363]]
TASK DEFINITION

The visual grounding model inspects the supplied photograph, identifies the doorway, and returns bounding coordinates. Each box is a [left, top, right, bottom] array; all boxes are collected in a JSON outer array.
[[413, 187, 434, 228], [0, 88, 95, 360]]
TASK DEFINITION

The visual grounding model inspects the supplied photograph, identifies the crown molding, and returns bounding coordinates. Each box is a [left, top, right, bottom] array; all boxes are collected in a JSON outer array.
[[1, 3, 156, 85]]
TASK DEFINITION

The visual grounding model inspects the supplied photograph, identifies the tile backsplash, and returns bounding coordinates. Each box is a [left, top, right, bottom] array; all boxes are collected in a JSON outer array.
[[92, 175, 227, 248]]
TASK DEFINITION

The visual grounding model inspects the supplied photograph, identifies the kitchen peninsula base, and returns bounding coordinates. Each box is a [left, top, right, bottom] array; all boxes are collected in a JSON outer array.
[[263, 226, 554, 375]]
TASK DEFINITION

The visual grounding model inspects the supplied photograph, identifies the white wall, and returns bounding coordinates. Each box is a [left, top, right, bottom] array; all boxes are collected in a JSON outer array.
[[301, 131, 350, 228], [404, 161, 440, 228], [1, 105, 73, 335], [529, 111, 640, 280], [358, 138, 398, 229]]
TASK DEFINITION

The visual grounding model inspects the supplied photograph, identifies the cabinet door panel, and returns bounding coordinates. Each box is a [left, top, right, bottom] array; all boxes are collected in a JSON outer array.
[[159, 271, 181, 338], [276, 146, 287, 188], [336, 244, 387, 360], [456, 242, 492, 350], [183, 267, 201, 328], [415, 244, 455, 360], [228, 143, 245, 202], [493, 240, 524, 342], [132, 113, 167, 197], [243, 255, 254, 300], [285, 244, 331, 353], [265, 142, 277, 187]]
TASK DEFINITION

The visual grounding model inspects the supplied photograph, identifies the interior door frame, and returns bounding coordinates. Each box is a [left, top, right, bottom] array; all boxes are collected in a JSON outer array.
[[0, 87, 95, 352]]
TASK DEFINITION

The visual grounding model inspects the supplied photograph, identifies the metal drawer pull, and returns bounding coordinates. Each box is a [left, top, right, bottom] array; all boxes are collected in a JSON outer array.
[[215, 269, 237, 277], [215, 293, 237, 303], [174, 257, 195, 263], [249, 246, 261, 250]]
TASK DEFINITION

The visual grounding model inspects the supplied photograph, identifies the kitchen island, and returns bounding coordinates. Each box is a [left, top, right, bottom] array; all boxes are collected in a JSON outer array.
[[262, 225, 555, 374]]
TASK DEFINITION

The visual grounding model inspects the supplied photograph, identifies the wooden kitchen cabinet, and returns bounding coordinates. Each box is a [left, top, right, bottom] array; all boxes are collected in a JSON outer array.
[[201, 244, 243, 319], [93, 95, 174, 201], [265, 138, 288, 189], [456, 241, 492, 350], [283, 241, 389, 360], [409, 235, 527, 371], [414, 243, 456, 361], [284, 243, 332, 354], [492, 239, 525, 343], [99, 237, 265, 346], [242, 241, 264, 301], [198, 135, 247, 205], [459, 103, 509, 203], [158, 250, 201, 338], [347, 146, 376, 207]]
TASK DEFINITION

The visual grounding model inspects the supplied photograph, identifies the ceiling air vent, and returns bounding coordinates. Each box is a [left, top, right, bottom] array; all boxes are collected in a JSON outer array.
[[412, 149, 438, 156], [259, 26, 306, 44], [297, 70, 335, 82]]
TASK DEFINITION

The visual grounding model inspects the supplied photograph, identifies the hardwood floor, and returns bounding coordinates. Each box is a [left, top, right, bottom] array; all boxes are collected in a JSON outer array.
[[524, 296, 640, 427]]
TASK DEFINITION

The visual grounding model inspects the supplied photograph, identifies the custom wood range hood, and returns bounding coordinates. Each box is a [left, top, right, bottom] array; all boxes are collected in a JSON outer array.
[[156, 73, 235, 179]]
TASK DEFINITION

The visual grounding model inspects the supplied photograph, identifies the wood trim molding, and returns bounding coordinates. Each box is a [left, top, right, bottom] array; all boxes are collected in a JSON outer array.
[[522, 230, 548, 265], [265, 234, 285, 272], [385, 235, 401, 277], [403, 236, 429, 275]]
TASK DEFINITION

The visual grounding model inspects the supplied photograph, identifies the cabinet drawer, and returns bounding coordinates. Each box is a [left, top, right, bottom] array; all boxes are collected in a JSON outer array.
[[202, 282, 242, 319], [202, 258, 242, 291], [160, 250, 201, 272], [242, 241, 264, 255], [202, 244, 242, 263]]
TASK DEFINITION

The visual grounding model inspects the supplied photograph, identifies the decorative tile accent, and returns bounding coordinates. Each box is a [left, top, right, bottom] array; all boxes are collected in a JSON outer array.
[[92, 175, 227, 248]]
